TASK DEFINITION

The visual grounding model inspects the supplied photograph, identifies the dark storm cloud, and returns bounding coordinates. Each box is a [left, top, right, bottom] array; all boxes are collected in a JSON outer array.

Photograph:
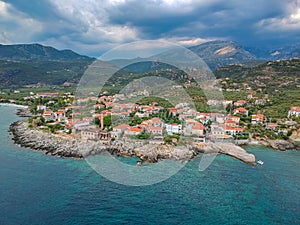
[[1, 0, 299, 55]]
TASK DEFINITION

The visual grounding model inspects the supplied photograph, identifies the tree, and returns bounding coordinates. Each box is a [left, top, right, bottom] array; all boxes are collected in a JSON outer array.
[[103, 115, 112, 128], [226, 103, 232, 113], [129, 116, 142, 126], [94, 117, 100, 125], [136, 132, 151, 139]]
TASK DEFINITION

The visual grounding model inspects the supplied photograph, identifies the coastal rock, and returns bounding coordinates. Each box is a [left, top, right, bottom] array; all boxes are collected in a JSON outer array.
[[193, 142, 256, 165], [9, 121, 196, 162], [9, 120, 256, 165], [16, 108, 33, 117], [267, 140, 295, 151]]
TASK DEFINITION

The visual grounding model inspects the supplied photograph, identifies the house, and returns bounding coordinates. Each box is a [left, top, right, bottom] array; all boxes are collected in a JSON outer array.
[[153, 106, 164, 113], [81, 129, 110, 140], [117, 111, 131, 118], [288, 107, 300, 117], [143, 117, 164, 128], [216, 115, 225, 124], [113, 124, 129, 133], [234, 100, 247, 107], [251, 114, 266, 124], [135, 112, 148, 118], [197, 113, 215, 122], [183, 119, 204, 136], [55, 110, 66, 123], [124, 127, 143, 136], [81, 130, 101, 140], [172, 138, 178, 143], [112, 124, 129, 139], [211, 124, 225, 136], [255, 99, 266, 105], [166, 123, 182, 134], [42, 111, 56, 122], [226, 116, 240, 124], [168, 108, 178, 116], [191, 122, 204, 136], [146, 125, 163, 135], [234, 108, 249, 116], [266, 123, 279, 130], [222, 100, 233, 107], [225, 126, 244, 136], [225, 120, 238, 127]]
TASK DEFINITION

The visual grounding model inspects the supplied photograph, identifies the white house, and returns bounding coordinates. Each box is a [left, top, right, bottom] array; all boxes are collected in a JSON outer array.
[[166, 123, 182, 134], [288, 107, 300, 117]]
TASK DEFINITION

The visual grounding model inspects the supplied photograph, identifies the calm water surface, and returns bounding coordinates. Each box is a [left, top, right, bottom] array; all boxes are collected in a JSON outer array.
[[0, 106, 299, 225]]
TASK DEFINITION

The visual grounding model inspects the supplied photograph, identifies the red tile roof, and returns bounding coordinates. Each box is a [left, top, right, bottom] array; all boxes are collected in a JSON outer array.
[[114, 124, 129, 130]]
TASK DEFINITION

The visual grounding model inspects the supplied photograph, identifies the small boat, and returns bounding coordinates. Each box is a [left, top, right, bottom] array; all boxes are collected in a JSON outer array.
[[257, 160, 264, 165]]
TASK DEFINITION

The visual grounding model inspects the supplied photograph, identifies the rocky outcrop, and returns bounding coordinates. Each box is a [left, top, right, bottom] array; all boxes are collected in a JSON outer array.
[[135, 144, 196, 163], [247, 137, 298, 151], [9, 120, 256, 165], [9, 121, 196, 162], [267, 140, 295, 151], [16, 108, 33, 117], [193, 142, 256, 165]]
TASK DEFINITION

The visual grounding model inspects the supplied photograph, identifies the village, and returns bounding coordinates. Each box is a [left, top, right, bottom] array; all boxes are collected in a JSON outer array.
[[12, 89, 299, 147]]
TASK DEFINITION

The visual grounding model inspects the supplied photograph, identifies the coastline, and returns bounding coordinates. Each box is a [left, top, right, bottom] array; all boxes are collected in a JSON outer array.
[[235, 139, 298, 151], [5, 104, 297, 166], [0, 103, 28, 108], [9, 120, 257, 165]]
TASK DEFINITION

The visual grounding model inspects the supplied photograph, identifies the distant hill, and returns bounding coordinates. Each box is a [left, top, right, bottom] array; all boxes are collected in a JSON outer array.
[[0, 43, 95, 88], [215, 58, 300, 82], [1, 41, 300, 88], [0, 44, 93, 62], [0, 60, 92, 87], [110, 40, 260, 72], [246, 43, 300, 61], [188, 40, 258, 70]]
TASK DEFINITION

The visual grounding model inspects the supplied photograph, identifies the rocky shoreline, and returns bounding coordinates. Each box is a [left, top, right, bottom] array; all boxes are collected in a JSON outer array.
[[9, 121, 195, 162], [235, 139, 299, 151], [9, 120, 257, 165]]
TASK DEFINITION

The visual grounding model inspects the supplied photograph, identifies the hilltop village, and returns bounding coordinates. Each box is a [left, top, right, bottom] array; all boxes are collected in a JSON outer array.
[[6, 89, 300, 148]]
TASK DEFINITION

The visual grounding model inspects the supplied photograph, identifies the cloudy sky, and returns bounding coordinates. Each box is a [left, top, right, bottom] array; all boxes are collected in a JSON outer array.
[[0, 0, 300, 56]]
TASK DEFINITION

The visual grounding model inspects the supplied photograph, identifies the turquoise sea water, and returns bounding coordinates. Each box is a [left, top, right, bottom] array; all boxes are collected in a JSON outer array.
[[0, 105, 299, 225]]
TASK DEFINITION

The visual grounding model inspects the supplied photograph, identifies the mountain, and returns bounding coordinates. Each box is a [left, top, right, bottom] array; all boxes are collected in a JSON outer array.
[[246, 43, 300, 60], [110, 40, 260, 73], [0, 44, 95, 87], [0, 60, 93, 87], [0, 44, 93, 62], [188, 40, 258, 70]]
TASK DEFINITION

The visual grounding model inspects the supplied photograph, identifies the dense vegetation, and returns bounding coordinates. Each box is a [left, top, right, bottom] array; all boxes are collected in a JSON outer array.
[[215, 59, 300, 118]]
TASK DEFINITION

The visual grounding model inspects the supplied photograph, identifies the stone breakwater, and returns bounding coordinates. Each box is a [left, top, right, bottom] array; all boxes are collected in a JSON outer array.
[[9, 120, 256, 165]]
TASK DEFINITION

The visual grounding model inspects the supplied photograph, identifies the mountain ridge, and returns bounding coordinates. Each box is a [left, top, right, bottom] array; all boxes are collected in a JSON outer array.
[[0, 41, 299, 88], [0, 43, 94, 62]]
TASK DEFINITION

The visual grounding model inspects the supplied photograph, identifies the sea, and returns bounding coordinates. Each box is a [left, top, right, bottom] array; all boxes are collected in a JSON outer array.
[[0, 105, 299, 225]]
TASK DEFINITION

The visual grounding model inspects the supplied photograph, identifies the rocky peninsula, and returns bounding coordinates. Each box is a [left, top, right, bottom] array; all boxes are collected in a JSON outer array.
[[9, 120, 257, 165]]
